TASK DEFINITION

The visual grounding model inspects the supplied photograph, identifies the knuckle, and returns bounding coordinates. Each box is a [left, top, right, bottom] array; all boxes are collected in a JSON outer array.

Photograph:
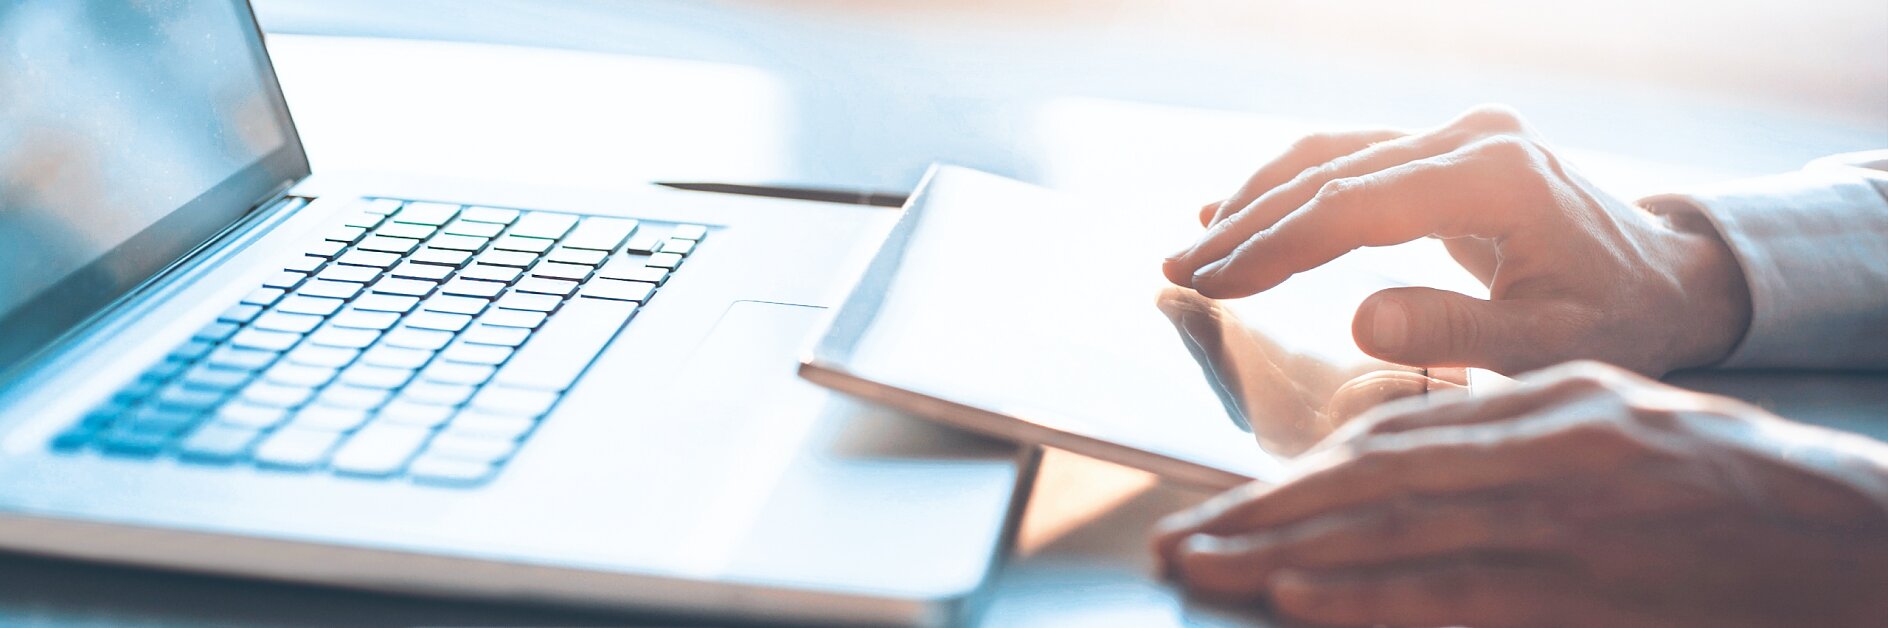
[[1314, 176, 1362, 203], [1468, 134, 1543, 165], [1288, 132, 1340, 156], [1457, 103, 1529, 133]]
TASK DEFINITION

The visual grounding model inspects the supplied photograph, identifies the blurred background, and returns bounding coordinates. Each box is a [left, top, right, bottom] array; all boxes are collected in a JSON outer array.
[[253, 0, 1887, 209]]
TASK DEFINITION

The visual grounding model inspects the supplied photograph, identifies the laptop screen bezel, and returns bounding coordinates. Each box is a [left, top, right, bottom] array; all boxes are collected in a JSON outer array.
[[0, 1, 311, 379]]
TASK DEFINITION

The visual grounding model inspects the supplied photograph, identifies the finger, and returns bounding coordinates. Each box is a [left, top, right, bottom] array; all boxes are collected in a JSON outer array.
[[1182, 407, 1650, 535], [1175, 496, 1567, 597], [1164, 133, 1445, 286], [1167, 105, 1534, 288], [1196, 200, 1222, 227], [1204, 129, 1405, 229], [1270, 560, 1606, 627], [1352, 286, 1550, 372], [1189, 136, 1545, 298]]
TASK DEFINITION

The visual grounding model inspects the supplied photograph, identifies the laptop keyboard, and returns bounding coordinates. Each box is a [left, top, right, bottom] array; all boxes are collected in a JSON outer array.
[[50, 198, 705, 486]]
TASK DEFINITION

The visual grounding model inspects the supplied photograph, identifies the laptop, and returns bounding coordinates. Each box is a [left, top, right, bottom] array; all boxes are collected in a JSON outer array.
[[0, 2, 1031, 625]]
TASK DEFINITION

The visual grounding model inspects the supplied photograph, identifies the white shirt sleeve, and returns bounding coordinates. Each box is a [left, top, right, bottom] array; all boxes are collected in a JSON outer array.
[[1639, 150, 1888, 370]]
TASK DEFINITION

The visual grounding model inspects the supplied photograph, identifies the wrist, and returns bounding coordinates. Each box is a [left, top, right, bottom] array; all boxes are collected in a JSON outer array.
[[1658, 205, 1753, 370]]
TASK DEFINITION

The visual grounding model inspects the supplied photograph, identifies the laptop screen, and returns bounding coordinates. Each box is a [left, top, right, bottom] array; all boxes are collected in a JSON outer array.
[[0, 1, 307, 375]]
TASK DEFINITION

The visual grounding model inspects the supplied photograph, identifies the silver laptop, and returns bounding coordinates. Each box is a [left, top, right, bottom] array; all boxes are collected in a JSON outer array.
[[0, 2, 1030, 625]]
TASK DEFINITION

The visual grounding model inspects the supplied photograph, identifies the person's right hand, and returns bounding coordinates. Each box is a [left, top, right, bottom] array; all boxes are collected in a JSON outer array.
[[1162, 105, 1752, 376]]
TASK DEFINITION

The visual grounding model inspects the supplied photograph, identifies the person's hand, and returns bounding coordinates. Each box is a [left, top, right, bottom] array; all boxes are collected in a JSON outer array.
[[1162, 105, 1752, 376], [1151, 361, 1888, 628]]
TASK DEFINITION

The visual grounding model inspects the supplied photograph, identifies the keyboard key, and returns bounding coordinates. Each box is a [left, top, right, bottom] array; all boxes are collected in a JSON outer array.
[[215, 402, 290, 429], [460, 206, 519, 224], [126, 405, 205, 434], [401, 381, 476, 406], [253, 428, 344, 469], [316, 385, 391, 409], [207, 346, 278, 371], [379, 400, 456, 428], [230, 328, 301, 352], [376, 222, 436, 240], [440, 278, 504, 299], [421, 361, 496, 386], [658, 238, 695, 255], [194, 321, 240, 342], [461, 324, 529, 347], [409, 247, 473, 267], [316, 264, 380, 283], [339, 364, 415, 389], [509, 212, 577, 239], [408, 455, 496, 486], [242, 287, 285, 307], [424, 432, 519, 463], [476, 249, 537, 267], [422, 295, 489, 315], [330, 309, 401, 330], [170, 340, 216, 362], [358, 235, 420, 254], [439, 342, 512, 365], [544, 247, 608, 266], [331, 424, 432, 476], [298, 279, 365, 300], [443, 412, 536, 440], [493, 297, 635, 391], [362, 198, 403, 215], [152, 385, 226, 412], [219, 303, 265, 323], [495, 292, 561, 312], [263, 362, 339, 387], [492, 235, 554, 254], [359, 345, 435, 369], [580, 279, 656, 302], [406, 311, 473, 332], [426, 234, 488, 251], [341, 211, 384, 229], [529, 261, 591, 281], [262, 270, 310, 290], [470, 385, 559, 417], [458, 264, 521, 283], [444, 220, 505, 238], [142, 359, 190, 382], [393, 202, 460, 225], [113, 380, 160, 404], [177, 424, 261, 463], [370, 277, 437, 297], [670, 224, 708, 241], [384, 327, 454, 351], [276, 295, 345, 316], [352, 293, 420, 313], [291, 406, 371, 431], [562, 217, 637, 251], [386, 262, 451, 281], [284, 254, 325, 273], [480, 309, 546, 329], [239, 382, 314, 407], [179, 364, 252, 390], [305, 239, 345, 258], [623, 231, 663, 255], [514, 277, 578, 296], [283, 345, 358, 369], [97, 427, 169, 458], [326, 226, 366, 243], [336, 250, 400, 268], [646, 252, 684, 269], [307, 325, 381, 349], [252, 311, 325, 334]]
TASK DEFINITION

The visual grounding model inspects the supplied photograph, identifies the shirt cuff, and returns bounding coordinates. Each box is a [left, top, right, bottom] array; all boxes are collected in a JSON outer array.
[[1640, 169, 1888, 370]]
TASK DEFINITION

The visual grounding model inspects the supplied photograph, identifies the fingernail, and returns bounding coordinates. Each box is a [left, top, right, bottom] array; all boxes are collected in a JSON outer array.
[[1180, 533, 1221, 555], [1371, 298, 1408, 354], [1165, 242, 1196, 262], [1192, 258, 1229, 284]]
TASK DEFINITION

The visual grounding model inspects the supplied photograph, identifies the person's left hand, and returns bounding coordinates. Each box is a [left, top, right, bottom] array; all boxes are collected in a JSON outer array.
[[1151, 361, 1888, 627]]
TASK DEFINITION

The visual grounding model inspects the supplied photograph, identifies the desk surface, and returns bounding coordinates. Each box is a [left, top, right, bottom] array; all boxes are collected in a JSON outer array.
[[4, 3, 1885, 625]]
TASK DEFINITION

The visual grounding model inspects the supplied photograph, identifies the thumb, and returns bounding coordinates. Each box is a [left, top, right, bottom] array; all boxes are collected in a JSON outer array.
[[1352, 287, 1527, 370]]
